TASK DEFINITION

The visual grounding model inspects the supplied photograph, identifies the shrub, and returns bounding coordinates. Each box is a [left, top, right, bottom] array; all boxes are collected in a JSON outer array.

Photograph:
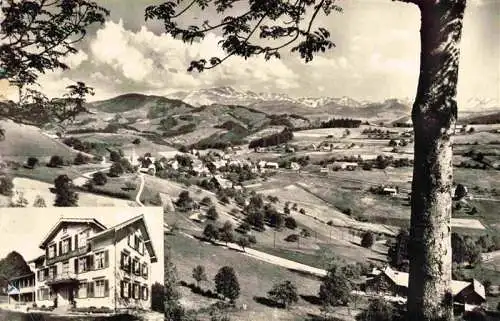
[[26, 157, 39, 168], [248, 235, 257, 244], [47, 155, 64, 167], [285, 234, 299, 242], [267, 280, 299, 308], [109, 162, 124, 177], [284, 217, 298, 230], [361, 231, 375, 248], [73, 153, 89, 165], [299, 208, 306, 215], [207, 206, 219, 220], [132, 138, 141, 145], [0, 175, 14, 196], [92, 172, 107, 186]]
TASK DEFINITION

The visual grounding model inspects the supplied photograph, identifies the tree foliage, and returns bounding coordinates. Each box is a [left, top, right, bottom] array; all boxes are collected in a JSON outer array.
[[145, 0, 342, 72], [192, 265, 208, 288], [33, 194, 47, 207], [53, 174, 78, 207], [0, 251, 32, 291], [361, 231, 375, 248], [214, 266, 240, 303], [267, 280, 299, 309], [0, 175, 14, 196], [92, 171, 107, 186]]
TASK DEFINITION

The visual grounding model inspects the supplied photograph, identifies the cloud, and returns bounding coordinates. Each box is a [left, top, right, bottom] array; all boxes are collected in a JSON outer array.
[[61, 50, 88, 69], [86, 20, 300, 94]]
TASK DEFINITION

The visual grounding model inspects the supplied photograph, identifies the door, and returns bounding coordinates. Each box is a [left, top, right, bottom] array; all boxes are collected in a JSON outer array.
[[57, 287, 70, 307]]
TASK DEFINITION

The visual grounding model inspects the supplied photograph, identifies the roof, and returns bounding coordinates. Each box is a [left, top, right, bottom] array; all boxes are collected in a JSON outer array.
[[88, 214, 157, 263], [39, 218, 107, 249], [8, 272, 35, 281], [27, 254, 45, 264], [381, 267, 481, 297]]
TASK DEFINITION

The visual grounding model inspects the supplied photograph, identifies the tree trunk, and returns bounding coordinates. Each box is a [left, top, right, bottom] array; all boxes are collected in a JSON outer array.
[[407, 1, 466, 321]]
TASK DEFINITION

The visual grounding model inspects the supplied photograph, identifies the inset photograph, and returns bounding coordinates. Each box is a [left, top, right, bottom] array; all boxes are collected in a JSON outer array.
[[0, 206, 164, 320]]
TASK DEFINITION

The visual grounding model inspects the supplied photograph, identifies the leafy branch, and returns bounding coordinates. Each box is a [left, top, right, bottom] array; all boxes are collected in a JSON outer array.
[[145, 0, 343, 72]]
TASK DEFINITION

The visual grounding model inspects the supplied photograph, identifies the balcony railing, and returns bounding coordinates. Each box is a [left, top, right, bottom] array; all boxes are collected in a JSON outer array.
[[46, 246, 89, 266], [45, 272, 79, 285]]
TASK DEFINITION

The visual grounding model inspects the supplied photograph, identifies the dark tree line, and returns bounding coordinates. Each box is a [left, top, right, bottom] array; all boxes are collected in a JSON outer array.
[[320, 118, 362, 128], [249, 128, 294, 149]]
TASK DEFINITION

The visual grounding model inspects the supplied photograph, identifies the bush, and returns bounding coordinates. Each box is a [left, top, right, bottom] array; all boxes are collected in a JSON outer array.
[[109, 162, 124, 177], [284, 217, 298, 230], [132, 138, 141, 145], [47, 155, 64, 167], [299, 208, 306, 215], [26, 157, 39, 168], [248, 235, 257, 244], [0, 175, 14, 196], [73, 153, 89, 165], [200, 196, 212, 206], [285, 234, 299, 242], [361, 231, 375, 248], [92, 172, 107, 186], [206, 206, 219, 220], [267, 280, 299, 308]]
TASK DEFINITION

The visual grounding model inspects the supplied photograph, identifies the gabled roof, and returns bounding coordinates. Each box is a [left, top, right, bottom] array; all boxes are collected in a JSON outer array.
[[39, 218, 107, 249], [89, 214, 157, 263], [380, 266, 478, 297]]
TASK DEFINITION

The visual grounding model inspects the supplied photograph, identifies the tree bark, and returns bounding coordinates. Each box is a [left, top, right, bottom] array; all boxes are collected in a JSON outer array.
[[407, 1, 466, 320]]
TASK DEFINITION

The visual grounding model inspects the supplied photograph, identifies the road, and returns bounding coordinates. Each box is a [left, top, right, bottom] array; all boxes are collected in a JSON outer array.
[[135, 173, 145, 206]]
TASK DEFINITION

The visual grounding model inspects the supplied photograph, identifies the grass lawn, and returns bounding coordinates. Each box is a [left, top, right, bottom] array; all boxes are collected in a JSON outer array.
[[165, 233, 326, 321]]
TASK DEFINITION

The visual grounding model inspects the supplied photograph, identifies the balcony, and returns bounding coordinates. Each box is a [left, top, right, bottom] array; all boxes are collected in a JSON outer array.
[[45, 272, 79, 285], [46, 246, 90, 266]]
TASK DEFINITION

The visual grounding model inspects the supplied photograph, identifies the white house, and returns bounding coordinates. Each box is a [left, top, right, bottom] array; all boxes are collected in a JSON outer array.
[[7, 215, 158, 312]]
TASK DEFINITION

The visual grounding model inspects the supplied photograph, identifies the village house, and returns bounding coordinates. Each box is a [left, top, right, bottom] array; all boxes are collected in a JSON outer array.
[[365, 266, 486, 312], [332, 162, 358, 171], [382, 187, 398, 196], [6, 215, 158, 312], [263, 162, 279, 169], [290, 162, 301, 171]]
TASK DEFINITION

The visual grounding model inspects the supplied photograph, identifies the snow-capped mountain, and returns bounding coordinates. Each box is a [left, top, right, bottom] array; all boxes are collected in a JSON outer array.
[[166, 86, 369, 109], [465, 97, 499, 111]]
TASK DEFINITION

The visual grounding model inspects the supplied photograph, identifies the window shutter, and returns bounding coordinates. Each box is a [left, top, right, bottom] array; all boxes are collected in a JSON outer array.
[[68, 238, 72, 252], [146, 287, 149, 300], [120, 281, 124, 298], [104, 280, 109, 297], [104, 251, 109, 268], [120, 253, 124, 269], [58, 241, 62, 256], [75, 234, 78, 249], [74, 258, 79, 274], [128, 283, 131, 299], [45, 247, 49, 259], [53, 265, 57, 276], [127, 256, 132, 273]]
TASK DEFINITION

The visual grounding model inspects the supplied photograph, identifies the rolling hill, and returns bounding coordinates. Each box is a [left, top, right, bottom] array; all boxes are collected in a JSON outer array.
[[0, 119, 82, 161]]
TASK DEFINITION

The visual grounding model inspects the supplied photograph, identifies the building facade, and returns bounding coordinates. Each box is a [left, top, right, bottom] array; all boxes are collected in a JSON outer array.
[[8, 215, 157, 312]]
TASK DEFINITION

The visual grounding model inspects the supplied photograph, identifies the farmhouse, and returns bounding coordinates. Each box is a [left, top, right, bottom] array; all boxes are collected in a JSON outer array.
[[382, 187, 398, 196], [7, 215, 158, 312], [264, 162, 279, 169], [365, 266, 485, 310]]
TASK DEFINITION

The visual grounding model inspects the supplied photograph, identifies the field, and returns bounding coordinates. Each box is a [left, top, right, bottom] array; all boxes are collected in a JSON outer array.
[[0, 120, 81, 162], [166, 233, 360, 321]]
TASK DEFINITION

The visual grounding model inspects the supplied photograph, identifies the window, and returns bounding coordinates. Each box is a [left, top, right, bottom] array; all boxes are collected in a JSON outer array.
[[61, 238, 70, 254], [38, 288, 50, 300], [95, 280, 105, 297], [133, 283, 140, 299], [95, 251, 106, 269], [78, 230, 89, 248], [121, 252, 130, 272], [78, 282, 87, 298], [142, 263, 148, 278], [78, 257, 88, 273], [121, 281, 130, 298], [141, 285, 149, 300], [48, 266, 54, 279], [133, 258, 140, 275], [62, 261, 69, 274], [48, 244, 56, 258]]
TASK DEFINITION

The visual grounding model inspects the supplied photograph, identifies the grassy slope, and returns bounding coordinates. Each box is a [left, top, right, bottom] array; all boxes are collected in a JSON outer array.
[[0, 120, 80, 161], [166, 232, 326, 321]]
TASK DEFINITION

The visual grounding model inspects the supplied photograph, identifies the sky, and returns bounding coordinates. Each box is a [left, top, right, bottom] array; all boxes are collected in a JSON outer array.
[[0, 0, 499, 107], [0, 207, 164, 284]]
